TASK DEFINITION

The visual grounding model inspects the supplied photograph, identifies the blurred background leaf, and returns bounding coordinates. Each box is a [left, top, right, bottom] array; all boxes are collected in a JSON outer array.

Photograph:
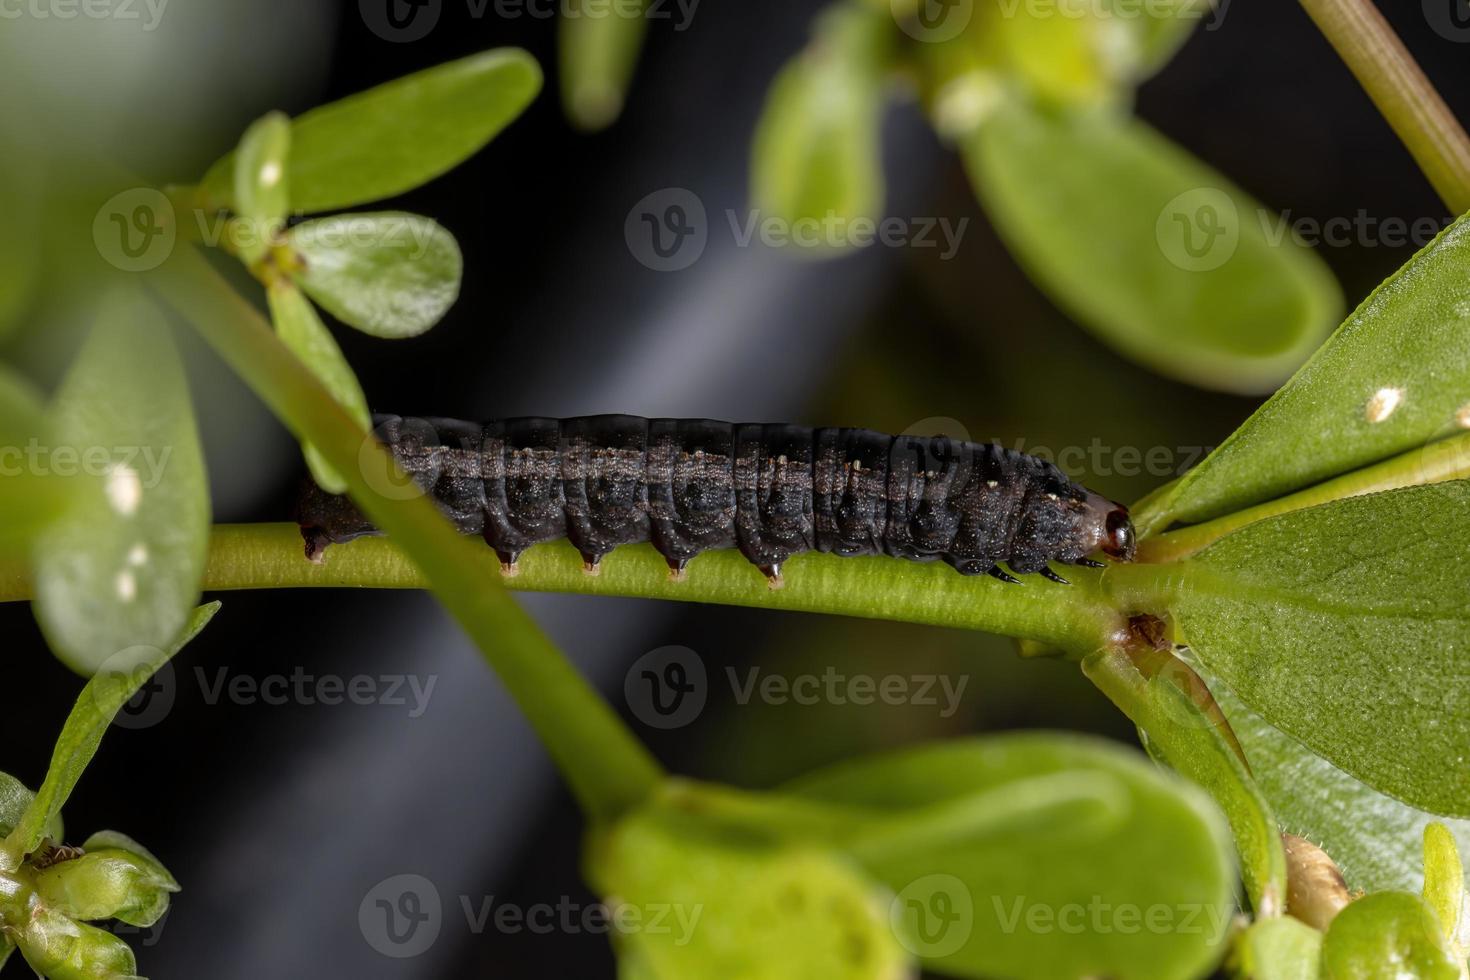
[[201, 48, 543, 214], [983, 0, 1133, 109], [0, 365, 65, 558], [1137, 213, 1470, 533], [0, 133, 42, 342], [232, 111, 291, 268], [785, 733, 1235, 979], [560, 0, 651, 130], [30, 290, 210, 675], [965, 101, 1342, 395], [591, 794, 909, 979], [751, 5, 891, 251]]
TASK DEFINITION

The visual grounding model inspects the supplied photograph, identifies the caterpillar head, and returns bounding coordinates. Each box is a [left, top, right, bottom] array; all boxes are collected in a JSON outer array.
[[1080, 491, 1136, 562]]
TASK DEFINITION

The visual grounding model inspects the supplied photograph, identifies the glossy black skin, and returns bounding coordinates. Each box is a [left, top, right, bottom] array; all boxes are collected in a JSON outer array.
[[296, 415, 1136, 582]]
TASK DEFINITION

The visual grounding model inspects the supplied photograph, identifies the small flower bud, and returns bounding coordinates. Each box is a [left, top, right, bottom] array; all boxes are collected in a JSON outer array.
[[1283, 833, 1353, 931], [34, 832, 178, 929], [16, 905, 139, 980]]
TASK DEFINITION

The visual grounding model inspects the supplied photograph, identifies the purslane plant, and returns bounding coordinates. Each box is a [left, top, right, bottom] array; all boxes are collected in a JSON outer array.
[[0, 10, 1469, 979]]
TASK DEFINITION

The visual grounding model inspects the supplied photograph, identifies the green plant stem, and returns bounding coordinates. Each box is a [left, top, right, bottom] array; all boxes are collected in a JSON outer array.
[[1299, 0, 1470, 213], [1138, 431, 1470, 562], [4, 523, 1129, 652], [1082, 643, 1288, 918], [143, 246, 661, 826]]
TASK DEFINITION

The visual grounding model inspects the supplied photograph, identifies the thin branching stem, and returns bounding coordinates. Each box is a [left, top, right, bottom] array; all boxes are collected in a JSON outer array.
[[1299, 0, 1470, 213], [4, 523, 1132, 653], [1138, 431, 1470, 562]]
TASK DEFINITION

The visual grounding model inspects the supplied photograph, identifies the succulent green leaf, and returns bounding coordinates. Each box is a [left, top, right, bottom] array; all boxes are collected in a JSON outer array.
[[4, 603, 219, 864], [1082, 645, 1288, 917], [80, 830, 176, 887], [202, 49, 542, 213], [1231, 915, 1323, 980], [1164, 482, 1470, 817], [231, 111, 291, 267], [265, 279, 371, 494], [1136, 212, 1470, 533], [0, 772, 32, 838], [1194, 651, 1470, 902], [989, 0, 1133, 107], [286, 212, 462, 339], [964, 103, 1341, 395], [30, 290, 211, 674], [750, 5, 889, 252], [560, 0, 650, 130], [35, 843, 179, 928], [589, 791, 910, 980], [16, 907, 138, 980], [1422, 824, 1465, 946], [783, 733, 1236, 980], [1320, 892, 1461, 980], [0, 772, 61, 843]]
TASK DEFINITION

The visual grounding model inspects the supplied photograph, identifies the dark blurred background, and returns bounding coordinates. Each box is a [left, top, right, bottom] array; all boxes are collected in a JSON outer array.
[[1, 0, 1466, 975]]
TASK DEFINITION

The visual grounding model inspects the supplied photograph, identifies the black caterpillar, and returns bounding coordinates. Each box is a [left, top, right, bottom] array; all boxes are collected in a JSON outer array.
[[296, 415, 1136, 587]]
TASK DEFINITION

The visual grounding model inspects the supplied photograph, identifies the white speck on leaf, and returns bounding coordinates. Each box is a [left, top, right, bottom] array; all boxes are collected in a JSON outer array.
[[105, 463, 143, 516], [1364, 387, 1404, 424], [115, 570, 137, 601]]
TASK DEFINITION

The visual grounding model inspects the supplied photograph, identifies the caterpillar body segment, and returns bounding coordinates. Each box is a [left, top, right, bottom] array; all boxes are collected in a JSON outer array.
[[296, 415, 1136, 585]]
